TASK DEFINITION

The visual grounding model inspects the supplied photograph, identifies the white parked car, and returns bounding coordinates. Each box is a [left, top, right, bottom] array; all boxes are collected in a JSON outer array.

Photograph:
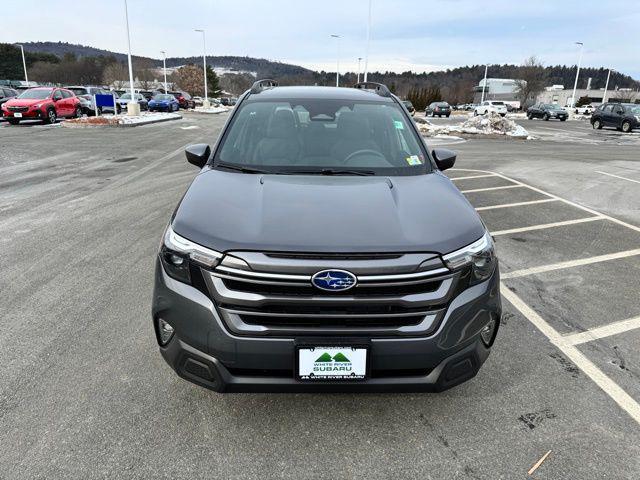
[[474, 100, 508, 116], [574, 104, 595, 115]]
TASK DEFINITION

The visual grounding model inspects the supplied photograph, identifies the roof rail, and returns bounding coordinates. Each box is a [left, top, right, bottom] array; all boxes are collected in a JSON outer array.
[[250, 79, 278, 94], [353, 82, 392, 98]]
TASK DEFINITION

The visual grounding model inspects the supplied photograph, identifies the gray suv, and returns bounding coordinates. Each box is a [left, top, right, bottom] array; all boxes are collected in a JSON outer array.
[[152, 80, 501, 393]]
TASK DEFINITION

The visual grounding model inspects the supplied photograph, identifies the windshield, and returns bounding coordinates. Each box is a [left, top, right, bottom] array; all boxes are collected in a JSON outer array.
[[68, 88, 88, 96], [215, 98, 430, 176], [491, 101, 504, 105], [545, 104, 563, 110], [626, 105, 640, 114], [18, 89, 52, 100], [153, 94, 173, 101]]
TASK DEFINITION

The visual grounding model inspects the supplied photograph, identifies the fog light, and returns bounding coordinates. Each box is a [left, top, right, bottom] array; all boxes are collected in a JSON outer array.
[[480, 318, 497, 347], [157, 318, 175, 345]]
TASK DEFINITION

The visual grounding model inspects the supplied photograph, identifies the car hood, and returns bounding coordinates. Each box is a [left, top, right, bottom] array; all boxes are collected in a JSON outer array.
[[172, 170, 485, 255], [5, 98, 49, 107]]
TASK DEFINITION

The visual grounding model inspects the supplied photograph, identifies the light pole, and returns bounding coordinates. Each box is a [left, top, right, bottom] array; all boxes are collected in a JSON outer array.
[[123, 0, 139, 115], [569, 41, 584, 108], [160, 50, 168, 94], [357, 57, 363, 83], [480, 64, 488, 103], [15, 44, 28, 84], [364, 0, 372, 82], [195, 29, 210, 108], [602, 68, 611, 104], [331, 35, 341, 87]]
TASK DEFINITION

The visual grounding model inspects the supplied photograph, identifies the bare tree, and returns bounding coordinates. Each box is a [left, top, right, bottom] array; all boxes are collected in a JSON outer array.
[[103, 62, 129, 89], [174, 65, 206, 96], [515, 56, 547, 108]]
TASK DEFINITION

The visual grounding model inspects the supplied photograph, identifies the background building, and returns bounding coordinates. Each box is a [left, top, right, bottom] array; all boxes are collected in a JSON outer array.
[[535, 86, 639, 106], [472, 78, 522, 107]]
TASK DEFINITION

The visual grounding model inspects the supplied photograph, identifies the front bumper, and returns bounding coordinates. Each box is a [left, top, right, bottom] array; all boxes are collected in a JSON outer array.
[[152, 260, 501, 393], [2, 108, 44, 119]]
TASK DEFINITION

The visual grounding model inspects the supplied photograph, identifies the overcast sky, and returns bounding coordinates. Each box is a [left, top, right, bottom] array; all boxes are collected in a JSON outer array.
[[2, 0, 639, 78]]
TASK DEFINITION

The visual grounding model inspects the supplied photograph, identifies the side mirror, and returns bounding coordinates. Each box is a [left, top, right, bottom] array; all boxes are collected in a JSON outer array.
[[432, 148, 456, 171], [185, 144, 211, 168]]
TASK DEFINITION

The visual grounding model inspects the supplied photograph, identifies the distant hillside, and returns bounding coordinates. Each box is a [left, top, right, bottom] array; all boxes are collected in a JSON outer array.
[[21, 42, 311, 78]]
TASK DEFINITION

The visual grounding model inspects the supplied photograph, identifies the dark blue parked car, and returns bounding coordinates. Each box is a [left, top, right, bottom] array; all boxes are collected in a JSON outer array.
[[148, 94, 179, 112]]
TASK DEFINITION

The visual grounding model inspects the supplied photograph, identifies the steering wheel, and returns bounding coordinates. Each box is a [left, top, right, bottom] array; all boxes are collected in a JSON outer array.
[[343, 149, 386, 165]]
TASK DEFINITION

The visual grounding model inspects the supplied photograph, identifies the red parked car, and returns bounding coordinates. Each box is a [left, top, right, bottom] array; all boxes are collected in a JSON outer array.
[[169, 91, 196, 109], [1, 87, 81, 125]]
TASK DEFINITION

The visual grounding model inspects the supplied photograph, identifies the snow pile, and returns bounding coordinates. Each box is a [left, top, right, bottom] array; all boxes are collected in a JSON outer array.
[[192, 106, 229, 114], [63, 112, 181, 127], [416, 113, 530, 139]]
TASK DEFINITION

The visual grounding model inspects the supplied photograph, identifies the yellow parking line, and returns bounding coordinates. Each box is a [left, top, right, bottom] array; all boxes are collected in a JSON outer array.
[[491, 216, 604, 236], [563, 316, 640, 346], [501, 248, 640, 279]]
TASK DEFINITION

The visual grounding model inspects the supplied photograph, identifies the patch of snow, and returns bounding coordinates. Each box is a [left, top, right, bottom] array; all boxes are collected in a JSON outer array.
[[192, 106, 229, 114], [63, 112, 181, 127], [416, 113, 530, 139]]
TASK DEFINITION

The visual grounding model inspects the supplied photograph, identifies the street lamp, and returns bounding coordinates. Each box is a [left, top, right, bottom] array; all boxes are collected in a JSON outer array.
[[569, 41, 584, 108], [357, 57, 363, 83], [123, 0, 139, 116], [364, 0, 372, 82], [331, 34, 341, 87], [195, 29, 210, 108], [480, 64, 488, 103], [160, 50, 168, 94], [602, 68, 611, 104], [14, 44, 28, 84]]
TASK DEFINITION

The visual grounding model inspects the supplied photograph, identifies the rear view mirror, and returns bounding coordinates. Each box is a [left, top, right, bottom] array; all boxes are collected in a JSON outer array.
[[432, 148, 456, 171], [185, 144, 211, 168]]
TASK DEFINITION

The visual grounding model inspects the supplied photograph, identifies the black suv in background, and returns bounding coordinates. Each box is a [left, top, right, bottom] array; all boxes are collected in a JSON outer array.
[[527, 103, 568, 121], [591, 103, 640, 133], [425, 102, 451, 117], [152, 80, 501, 393], [0, 87, 18, 116]]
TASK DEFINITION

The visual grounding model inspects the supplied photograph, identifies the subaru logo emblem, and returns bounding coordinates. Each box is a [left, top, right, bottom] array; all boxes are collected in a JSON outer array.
[[311, 269, 357, 291]]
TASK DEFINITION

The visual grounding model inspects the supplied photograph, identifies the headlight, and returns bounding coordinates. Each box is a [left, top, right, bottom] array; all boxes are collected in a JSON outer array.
[[635, 116, 640, 122], [443, 231, 496, 285], [159, 225, 223, 284]]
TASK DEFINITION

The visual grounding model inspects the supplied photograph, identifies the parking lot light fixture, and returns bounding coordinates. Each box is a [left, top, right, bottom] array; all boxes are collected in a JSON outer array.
[[160, 50, 168, 94], [569, 41, 584, 109], [364, 0, 372, 82], [331, 34, 341, 87], [15, 44, 28, 84], [480, 64, 488, 103], [602, 68, 611, 104], [123, 0, 140, 116], [195, 29, 210, 108]]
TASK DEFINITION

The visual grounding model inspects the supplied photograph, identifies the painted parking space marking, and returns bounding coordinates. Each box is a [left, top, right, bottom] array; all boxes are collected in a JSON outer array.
[[449, 168, 640, 425], [450, 174, 497, 181], [563, 316, 640, 346], [501, 285, 640, 426], [596, 171, 640, 185], [491, 216, 604, 236], [501, 248, 640, 279], [476, 198, 559, 211], [460, 185, 524, 194]]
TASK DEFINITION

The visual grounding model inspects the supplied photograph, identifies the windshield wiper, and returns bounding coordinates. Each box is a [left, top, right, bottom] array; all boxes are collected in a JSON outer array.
[[215, 162, 269, 174], [282, 168, 376, 176]]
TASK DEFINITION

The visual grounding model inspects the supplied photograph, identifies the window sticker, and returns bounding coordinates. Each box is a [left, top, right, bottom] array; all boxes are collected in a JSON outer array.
[[394, 120, 404, 130], [406, 155, 422, 166]]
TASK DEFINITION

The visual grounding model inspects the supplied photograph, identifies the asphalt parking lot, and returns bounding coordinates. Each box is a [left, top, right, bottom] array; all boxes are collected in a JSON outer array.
[[1, 113, 639, 479]]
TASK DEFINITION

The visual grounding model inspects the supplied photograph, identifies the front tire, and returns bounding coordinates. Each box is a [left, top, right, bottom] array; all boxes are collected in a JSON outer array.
[[593, 119, 603, 130], [544, 114, 550, 121], [74, 107, 82, 118], [622, 121, 632, 133], [45, 108, 57, 124]]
